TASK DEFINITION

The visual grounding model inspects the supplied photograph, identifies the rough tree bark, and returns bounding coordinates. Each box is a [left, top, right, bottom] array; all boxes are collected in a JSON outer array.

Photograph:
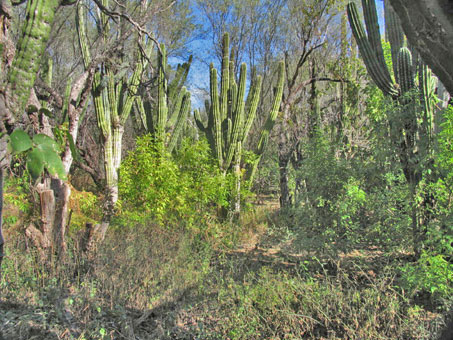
[[388, 0, 453, 96]]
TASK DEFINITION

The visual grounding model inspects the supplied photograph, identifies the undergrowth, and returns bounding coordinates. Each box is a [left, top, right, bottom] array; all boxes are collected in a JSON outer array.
[[0, 206, 451, 339]]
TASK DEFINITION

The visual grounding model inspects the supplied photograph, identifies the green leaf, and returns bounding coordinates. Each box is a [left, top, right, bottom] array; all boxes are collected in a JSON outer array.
[[26, 148, 45, 179], [36, 143, 66, 180], [33, 134, 60, 152], [9, 130, 32, 153]]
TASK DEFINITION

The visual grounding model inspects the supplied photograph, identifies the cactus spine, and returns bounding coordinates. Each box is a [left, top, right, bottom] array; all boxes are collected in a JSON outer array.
[[136, 44, 192, 153]]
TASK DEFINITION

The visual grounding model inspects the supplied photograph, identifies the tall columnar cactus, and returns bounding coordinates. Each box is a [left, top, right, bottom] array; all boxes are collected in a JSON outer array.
[[0, 0, 61, 275], [347, 0, 400, 98], [245, 61, 285, 187], [2, 0, 60, 130], [195, 33, 284, 172], [347, 0, 437, 154], [194, 33, 260, 172], [195, 33, 284, 215], [77, 0, 152, 240], [347, 0, 437, 255], [135, 44, 192, 153]]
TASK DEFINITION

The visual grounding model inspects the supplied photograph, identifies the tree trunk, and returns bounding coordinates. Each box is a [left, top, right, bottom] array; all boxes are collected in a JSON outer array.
[[279, 156, 292, 208], [230, 142, 242, 221], [96, 126, 121, 242], [25, 177, 70, 260], [50, 179, 70, 256]]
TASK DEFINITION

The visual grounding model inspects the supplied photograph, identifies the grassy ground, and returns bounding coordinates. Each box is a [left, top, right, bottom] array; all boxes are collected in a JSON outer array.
[[0, 201, 452, 339]]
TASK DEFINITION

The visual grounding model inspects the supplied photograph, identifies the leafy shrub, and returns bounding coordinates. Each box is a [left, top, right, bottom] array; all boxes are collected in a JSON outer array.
[[119, 135, 230, 231], [400, 251, 453, 305], [69, 187, 100, 230], [290, 133, 413, 251], [3, 172, 32, 227]]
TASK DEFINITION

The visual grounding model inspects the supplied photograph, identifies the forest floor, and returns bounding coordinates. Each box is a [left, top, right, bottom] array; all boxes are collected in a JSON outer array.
[[0, 198, 452, 339]]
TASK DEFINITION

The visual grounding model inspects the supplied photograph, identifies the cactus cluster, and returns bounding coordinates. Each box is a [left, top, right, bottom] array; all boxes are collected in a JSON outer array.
[[135, 44, 192, 152], [347, 0, 438, 254], [194, 33, 260, 171], [347, 0, 435, 102], [347, 0, 436, 154], [195, 33, 284, 174]]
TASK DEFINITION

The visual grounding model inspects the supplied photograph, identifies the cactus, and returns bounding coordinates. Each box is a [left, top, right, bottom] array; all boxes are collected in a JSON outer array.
[[195, 33, 284, 215], [194, 33, 263, 172], [245, 61, 285, 187], [2, 0, 60, 128], [347, 0, 438, 255], [135, 44, 192, 153], [347, 0, 399, 98], [77, 0, 152, 240], [347, 0, 436, 155]]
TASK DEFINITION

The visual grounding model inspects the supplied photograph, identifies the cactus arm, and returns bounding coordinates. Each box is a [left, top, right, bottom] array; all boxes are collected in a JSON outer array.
[[220, 33, 230, 122], [76, 1, 92, 68], [194, 109, 207, 132], [210, 64, 223, 167], [420, 63, 435, 150], [397, 47, 415, 94], [168, 92, 190, 153], [107, 70, 119, 122], [167, 87, 185, 128], [255, 62, 285, 152], [155, 44, 168, 141], [384, 0, 404, 82], [60, 77, 72, 123], [245, 61, 285, 187], [168, 55, 192, 108], [347, 2, 399, 97], [119, 58, 147, 126], [362, 0, 389, 74], [134, 96, 148, 131], [242, 75, 262, 144], [6, 0, 59, 118], [225, 63, 247, 168]]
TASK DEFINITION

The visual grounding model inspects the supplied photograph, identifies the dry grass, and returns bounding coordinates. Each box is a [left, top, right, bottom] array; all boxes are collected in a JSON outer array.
[[0, 209, 451, 339]]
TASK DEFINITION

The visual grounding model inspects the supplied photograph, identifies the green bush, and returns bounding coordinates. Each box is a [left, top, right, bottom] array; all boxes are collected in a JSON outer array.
[[118, 135, 230, 231], [3, 171, 32, 227], [400, 251, 453, 305], [289, 133, 413, 251]]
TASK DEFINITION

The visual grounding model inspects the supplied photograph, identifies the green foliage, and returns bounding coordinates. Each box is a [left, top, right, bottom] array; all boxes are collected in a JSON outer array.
[[400, 252, 453, 304], [7, 130, 66, 180], [289, 132, 413, 251], [3, 173, 32, 226], [119, 135, 230, 230], [69, 188, 100, 231]]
